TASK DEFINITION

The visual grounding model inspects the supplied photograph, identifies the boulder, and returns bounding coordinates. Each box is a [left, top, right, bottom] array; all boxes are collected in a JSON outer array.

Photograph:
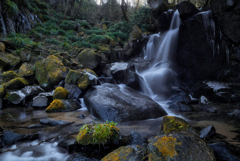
[[39, 118, 73, 126], [5, 77, 29, 89], [46, 99, 81, 112], [64, 83, 82, 99], [84, 83, 167, 122], [0, 98, 2, 109], [208, 142, 240, 161], [2, 71, 19, 82], [65, 69, 84, 85], [190, 82, 214, 99], [0, 84, 5, 97], [110, 62, 129, 81], [168, 102, 194, 111], [53, 87, 69, 100], [147, 0, 169, 19], [0, 54, 21, 69], [77, 69, 98, 91], [169, 93, 191, 103], [77, 49, 102, 69], [198, 96, 218, 113], [19, 49, 31, 62], [148, 134, 216, 161], [211, 0, 240, 45], [200, 125, 216, 139], [102, 146, 145, 161], [35, 55, 67, 90], [0, 42, 5, 52], [129, 26, 142, 42], [32, 96, 49, 107], [2, 132, 39, 146], [130, 132, 146, 145], [176, 1, 199, 20], [0, 57, 8, 69], [18, 63, 35, 77]]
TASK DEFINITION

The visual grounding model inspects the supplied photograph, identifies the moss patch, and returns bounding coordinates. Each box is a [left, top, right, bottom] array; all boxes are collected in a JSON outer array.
[[101, 146, 134, 161], [2, 71, 19, 82], [18, 63, 35, 77], [46, 99, 66, 112], [0, 84, 5, 98], [53, 87, 69, 100], [65, 69, 83, 85], [5, 77, 29, 90]]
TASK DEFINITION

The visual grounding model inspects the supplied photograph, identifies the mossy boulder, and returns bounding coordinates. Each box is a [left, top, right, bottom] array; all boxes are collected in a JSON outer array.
[[76, 123, 119, 146], [53, 87, 69, 100], [0, 84, 5, 98], [35, 55, 67, 90], [160, 116, 198, 135], [77, 49, 102, 69], [0, 54, 21, 69], [102, 146, 145, 161], [5, 77, 29, 90], [18, 63, 35, 77], [129, 26, 142, 42], [46, 99, 81, 112], [65, 69, 84, 85], [4, 91, 26, 105], [148, 134, 216, 161], [2, 71, 19, 82], [77, 69, 98, 90], [0, 58, 8, 69], [0, 42, 5, 53], [54, 55, 72, 68]]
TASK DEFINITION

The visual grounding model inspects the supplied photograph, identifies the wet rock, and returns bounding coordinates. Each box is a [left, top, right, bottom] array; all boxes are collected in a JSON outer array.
[[2, 132, 39, 146], [65, 83, 83, 99], [53, 87, 69, 100], [40, 118, 73, 126], [4, 90, 26, 105], [176, 1, 199, 20], [28, 123, 45, 128], [200, 125, 216, 139], [169, 93, 191, 103], [110, 62, 129, 81], [130, 132, 146, 145], [147, 0, 169, 19], [35, 55, 68, 90], [148, 134, 216, 161], [0, 42, 5, 52], [211, 0, 240, 45], [168, 102, 194, 111], [160, 116, 198, 136], [227, 109, 240, 118], [2, 71, 19, 82], [208, 142, 240, 161], [0, 98, 2, 109], [84, 83, 167, 122], [18, 63, 35, 77], [198, 96, 218, 113], [46, 99, 81, 112], [21, 86, 44, 98], [0, 84, 5, 97], [66, 153, 95, 161], [78, 114, 85, 119], [157, 10, 174, 32], [190, 82, 214, 99], [32, 96, 49, 107], [102, 145, 145, 161], [5, 77, 29, 90], [58, 139, 77, 152], [77, 49, 102, 69]]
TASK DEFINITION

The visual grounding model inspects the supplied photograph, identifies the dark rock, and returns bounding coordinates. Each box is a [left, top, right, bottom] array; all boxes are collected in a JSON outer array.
[[110, 62, 129, 81], [5, 90, 26, 105], [84, 83, 167, 122], [46, 99, 81, 112], [77, 49, 102, 69], [200, 125, 216, 139], [66, 153, 97, 161], [32, 96, 49, 108], [123, 64, 140, 90], [198, 96, 218, 113], [227, 109, 240, 118], [208, 142, 240, 161], [169, 93, 191, 103], [156, 10, 174, 32], [148, 133, 216, 161], [148, 0, 169, 19], [168, 102, 194, 111], [0, 98, 2, 109], [176, 1, 199, 20], [58, 139, 77, 152], [21, 86, 44, 99], [40, 118, 73, 126], [64, 83, 83, 99], [211, 0, 240, 45], [2, 132, 39, 146], [78, 114, 85, 119], [28, 123, 45, 128], [190, 82, 214, 99], [130, 132, 146, 145]]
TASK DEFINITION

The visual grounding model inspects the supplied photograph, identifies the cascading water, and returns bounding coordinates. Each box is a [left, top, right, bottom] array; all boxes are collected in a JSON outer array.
[[138, 10, 181, 103]]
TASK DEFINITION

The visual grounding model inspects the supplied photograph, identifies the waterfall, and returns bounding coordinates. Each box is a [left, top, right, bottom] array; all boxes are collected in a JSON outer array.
[[138, 10, 181, 101]]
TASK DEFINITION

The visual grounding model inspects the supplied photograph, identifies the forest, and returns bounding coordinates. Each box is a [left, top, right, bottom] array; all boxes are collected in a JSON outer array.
[[0, 0, 240, 160]]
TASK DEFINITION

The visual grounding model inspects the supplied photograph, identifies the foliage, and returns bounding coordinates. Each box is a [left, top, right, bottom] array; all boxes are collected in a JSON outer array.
[[60, 20, 75, 31], [5, 33, 40, 48], [72, 41, 91, 48], [60, 42, 70, 50], [76, 121, 119, 146], [4, 0, 19, 16], [45, 38, 61, 45], [85, 29, 105, 35]]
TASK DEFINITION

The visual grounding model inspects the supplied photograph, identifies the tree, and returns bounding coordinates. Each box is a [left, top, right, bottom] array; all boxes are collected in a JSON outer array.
[[121, 0, 129, 22]]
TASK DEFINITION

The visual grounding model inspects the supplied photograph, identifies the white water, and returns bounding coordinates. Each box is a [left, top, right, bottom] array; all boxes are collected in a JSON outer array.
[[138, 10, 181, 102]]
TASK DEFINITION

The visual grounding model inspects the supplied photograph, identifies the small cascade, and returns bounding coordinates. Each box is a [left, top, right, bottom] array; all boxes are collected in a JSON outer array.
[[138, 10, 181, 101]]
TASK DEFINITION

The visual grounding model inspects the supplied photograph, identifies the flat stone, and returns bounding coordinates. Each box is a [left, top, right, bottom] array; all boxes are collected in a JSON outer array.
[[40, 118, 73, 126]]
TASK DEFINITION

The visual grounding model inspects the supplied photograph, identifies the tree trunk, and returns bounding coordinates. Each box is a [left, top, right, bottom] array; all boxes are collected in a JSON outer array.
[[121, 0, 129, 22], [72, 0, 82, 20], [69, 0, 75, 16]]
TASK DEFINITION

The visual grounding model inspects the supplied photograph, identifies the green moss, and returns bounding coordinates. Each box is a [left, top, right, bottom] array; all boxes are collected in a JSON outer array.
[[76, 121, 119, 146], [5, 92, 20, 103], [5, 77, 29, 89], [65, 69, 84, 85], [2, 71, 19, 82], [0, 84, 5, 98]]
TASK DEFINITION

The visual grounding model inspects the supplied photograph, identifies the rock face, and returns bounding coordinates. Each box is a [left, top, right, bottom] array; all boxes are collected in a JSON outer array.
[[176, 10, 227, 86], [84, 83, 167, 122], [211, 0, 240, 45], [176, 1, 199, 20], [148, 134, 216, 161]]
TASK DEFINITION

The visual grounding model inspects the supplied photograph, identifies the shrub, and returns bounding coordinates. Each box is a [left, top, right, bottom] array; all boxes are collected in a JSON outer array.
[[60, 20, 75, 31], [85, 29, 105, 35], [60, 42, 70, 50], [45, 38, 60, 45], [72, 41, 91, 48], [6, 33, 39, 49], [58, 29, 66, 36]]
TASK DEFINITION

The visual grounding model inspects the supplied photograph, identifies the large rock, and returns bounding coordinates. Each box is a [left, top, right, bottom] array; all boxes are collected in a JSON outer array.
[[211, 0, 240, 45], [176, 1, 199, 20], [35, 55, 67, 90], [197, 96, 218, 113], [84, 83, 167, 122], [0, 42, 5, 52], [46, 99, 81, 112], [53, 87, 69, 100], [147, 0, 169, 19], [0, 54, 21, 69], [18, 63, 35, 77], [2, 132, 38, 146], [148, 134, 216, 161], [5, 77, 29, 90], [77, 49, 102, 69]]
